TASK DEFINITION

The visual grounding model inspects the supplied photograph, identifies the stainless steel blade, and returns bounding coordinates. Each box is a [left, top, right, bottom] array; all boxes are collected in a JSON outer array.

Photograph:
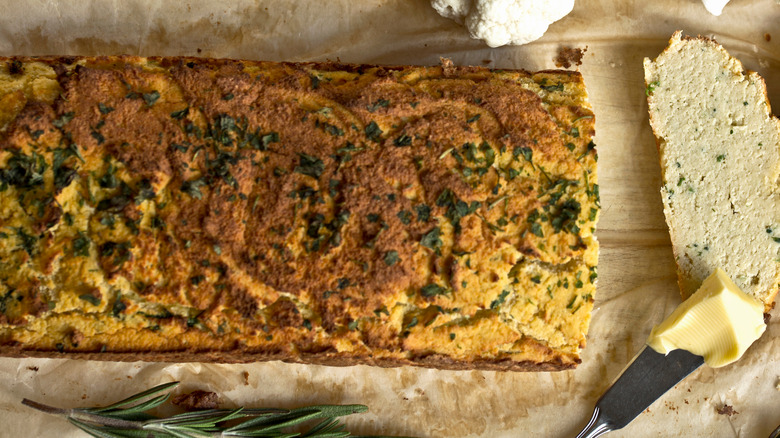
[[575, 346, 705, 438]]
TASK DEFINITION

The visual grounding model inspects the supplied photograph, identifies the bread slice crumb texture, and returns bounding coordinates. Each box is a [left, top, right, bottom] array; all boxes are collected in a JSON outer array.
[[644, 31, 780, 310]]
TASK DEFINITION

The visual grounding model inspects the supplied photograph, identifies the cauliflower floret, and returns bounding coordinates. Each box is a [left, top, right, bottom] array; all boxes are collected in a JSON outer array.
[[431, 0, 575, 48], [431, 0, 472, 24], [701, 0, 730, 16]]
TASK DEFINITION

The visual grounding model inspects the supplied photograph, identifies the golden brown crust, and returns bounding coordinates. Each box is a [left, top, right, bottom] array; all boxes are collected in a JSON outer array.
[[0, 56, 598, 371], [0, 345, 577, 371]]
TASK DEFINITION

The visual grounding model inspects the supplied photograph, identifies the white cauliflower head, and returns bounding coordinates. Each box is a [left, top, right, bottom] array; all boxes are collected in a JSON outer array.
[[431, 0, 473, 24], [701, 0, 730, 16], [431, 0, 575, 48]]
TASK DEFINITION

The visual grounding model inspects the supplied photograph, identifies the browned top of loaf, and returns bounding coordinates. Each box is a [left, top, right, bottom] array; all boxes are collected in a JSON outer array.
[[0, 56, 598, 371]]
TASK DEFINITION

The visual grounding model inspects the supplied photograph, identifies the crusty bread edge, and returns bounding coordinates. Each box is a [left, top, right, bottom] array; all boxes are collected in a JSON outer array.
[[0, 345, 578, 372], [0, 54, 585, 84], [643, 30, 779, 313]]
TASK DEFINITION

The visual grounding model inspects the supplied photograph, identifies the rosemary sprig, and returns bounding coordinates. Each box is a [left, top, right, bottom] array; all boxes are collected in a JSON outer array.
[[22, 381, 407, 438]]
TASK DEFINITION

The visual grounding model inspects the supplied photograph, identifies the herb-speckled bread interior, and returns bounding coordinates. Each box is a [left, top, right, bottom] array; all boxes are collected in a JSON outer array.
[[645, 31, 780, 311]]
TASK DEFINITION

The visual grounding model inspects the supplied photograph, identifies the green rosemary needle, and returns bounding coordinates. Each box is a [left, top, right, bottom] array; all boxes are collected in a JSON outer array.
[[22, 381, 406, 438]]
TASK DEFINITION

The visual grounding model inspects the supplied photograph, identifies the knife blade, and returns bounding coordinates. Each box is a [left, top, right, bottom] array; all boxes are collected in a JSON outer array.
[[575, 346, 705, 438]]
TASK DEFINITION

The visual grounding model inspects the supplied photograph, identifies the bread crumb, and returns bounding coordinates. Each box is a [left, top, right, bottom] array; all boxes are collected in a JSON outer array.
[[554, 46, 587, 69], [172, 390, 219, 410], [716, 404, 738, 416], [765, 33, 772, 42]]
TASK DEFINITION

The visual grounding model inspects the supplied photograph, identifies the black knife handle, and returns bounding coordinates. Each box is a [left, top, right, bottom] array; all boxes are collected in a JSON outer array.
[[576, 346, 705, 437]]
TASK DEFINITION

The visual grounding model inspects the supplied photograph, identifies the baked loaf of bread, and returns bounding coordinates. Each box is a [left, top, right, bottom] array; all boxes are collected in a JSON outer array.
[[0, 56, 599, 371], [645, 31, 780, 311]]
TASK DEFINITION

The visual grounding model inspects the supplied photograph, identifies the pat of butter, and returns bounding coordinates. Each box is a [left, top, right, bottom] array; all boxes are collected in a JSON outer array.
[[647, 268, 766, 368]]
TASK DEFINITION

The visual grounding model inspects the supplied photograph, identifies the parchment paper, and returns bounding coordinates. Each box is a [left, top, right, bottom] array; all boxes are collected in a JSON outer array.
[[1, 1, 779, 436]]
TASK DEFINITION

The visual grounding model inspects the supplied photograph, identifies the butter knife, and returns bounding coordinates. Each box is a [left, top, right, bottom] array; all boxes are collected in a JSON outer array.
[[575, 346, 705, 438]]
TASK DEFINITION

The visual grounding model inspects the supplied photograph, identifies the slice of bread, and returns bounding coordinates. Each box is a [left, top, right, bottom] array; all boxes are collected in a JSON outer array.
[[644, 31, 780, 312]]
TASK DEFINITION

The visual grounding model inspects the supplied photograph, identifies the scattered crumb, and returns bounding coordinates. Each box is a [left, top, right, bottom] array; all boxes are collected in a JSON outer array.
[[766, 33, 772, 42], [481, 59, 492, 65], [82, 394, 87, 400], [27, 366, 38, 372], [684, 399, 689, 404], [172, 390, 219, 410], [440, 57, 455, 76], [242, 371, 250, 386], [197, 48, 202, 54], [554, 46, 588, 69], [716, 404, 738, 416]]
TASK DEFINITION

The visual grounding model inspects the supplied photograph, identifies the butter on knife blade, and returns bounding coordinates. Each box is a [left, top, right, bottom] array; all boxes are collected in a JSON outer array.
[[647, 268, 766, 367], [575, 268, 767, 438]]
